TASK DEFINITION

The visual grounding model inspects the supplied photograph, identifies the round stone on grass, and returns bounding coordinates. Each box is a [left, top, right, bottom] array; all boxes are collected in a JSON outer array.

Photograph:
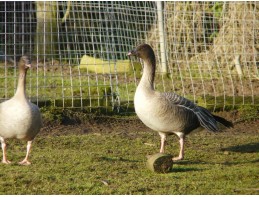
[[146, 153, 173, 173]]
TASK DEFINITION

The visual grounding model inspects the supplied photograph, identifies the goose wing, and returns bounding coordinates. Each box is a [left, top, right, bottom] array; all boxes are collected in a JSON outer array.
[[162, 92, 219, 132]]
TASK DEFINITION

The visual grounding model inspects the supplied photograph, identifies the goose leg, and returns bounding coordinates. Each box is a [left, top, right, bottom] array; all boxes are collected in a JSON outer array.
[[159, 133, 167, 153], [19, 141, 32, 165], [0, 137, 11, 164], [173, 136, 184, 161]]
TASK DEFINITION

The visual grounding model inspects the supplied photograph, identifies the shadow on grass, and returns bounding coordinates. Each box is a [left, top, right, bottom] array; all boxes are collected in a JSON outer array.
[[93, 156, 140, 163], [173, 160, 208, 165], [221, 142, 259, 153], [167, 160, 204, 173], [176, 158, 259, 166], [171, 167, 203, 173], [221, 159, 259, 166]]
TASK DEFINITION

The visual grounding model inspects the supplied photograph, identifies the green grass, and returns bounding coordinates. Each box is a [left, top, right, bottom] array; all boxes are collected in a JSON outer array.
[[0, 61, 140, 104], [1, 60, 258, 110], [0, 125, 258, 195]]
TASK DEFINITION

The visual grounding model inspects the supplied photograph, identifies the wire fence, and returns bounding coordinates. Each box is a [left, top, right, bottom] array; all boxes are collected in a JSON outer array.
[[0, 1, 258, 113]]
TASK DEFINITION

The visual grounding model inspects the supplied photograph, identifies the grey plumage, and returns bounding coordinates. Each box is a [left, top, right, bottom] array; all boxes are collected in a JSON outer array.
[[162, 92, 219, 132], [128, 44, 233, 160]]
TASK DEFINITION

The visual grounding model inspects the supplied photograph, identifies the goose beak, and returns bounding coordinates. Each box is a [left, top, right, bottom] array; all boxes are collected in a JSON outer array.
[[127, 50, 136, 56], [25, 64, 31, 68]]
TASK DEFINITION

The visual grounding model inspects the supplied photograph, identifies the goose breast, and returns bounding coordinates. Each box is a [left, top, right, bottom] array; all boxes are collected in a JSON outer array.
[[0, 98, 42, 140]]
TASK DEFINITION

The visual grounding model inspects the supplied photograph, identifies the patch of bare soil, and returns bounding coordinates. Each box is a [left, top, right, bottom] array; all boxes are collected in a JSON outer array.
[[40, 115, 150, 138], [40, 111, 259, 138]]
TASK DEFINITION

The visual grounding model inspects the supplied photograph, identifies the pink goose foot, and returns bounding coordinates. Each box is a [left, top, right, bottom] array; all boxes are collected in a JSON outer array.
[[172, 156, 183, 161], [2, 159, 11, 164], [19, 141, 32, 165], [19, 159, 31, 165], [172, 137, 184, 161]]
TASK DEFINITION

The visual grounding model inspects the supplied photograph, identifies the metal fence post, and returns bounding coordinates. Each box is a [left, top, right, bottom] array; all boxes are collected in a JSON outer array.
[[157, 1, 167, 73]]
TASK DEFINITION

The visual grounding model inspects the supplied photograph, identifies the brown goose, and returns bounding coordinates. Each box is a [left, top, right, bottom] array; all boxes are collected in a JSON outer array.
[[0, 56, 42, 165], [128, 44, 233, 161]]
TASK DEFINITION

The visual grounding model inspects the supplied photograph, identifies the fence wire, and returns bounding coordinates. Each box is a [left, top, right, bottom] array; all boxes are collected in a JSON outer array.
[[0, 1, 258, 113]]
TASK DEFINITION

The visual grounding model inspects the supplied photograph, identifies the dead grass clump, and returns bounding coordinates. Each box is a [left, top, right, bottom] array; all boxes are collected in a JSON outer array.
[[147, 2, 218, 61], [210, 2, 259, 71]]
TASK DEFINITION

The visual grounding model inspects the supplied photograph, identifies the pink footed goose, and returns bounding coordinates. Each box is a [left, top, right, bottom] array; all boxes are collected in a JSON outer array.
[[128, 44, 233, 161], [0, 56, 42, 165]]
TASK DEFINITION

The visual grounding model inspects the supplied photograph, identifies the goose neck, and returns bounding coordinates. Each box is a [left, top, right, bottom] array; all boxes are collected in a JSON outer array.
[[139, 59, 156, 90], [14, 69, 27, 98]]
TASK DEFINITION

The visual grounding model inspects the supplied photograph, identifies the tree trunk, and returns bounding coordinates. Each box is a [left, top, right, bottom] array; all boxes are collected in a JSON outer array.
[[34, 1, 57, 60]]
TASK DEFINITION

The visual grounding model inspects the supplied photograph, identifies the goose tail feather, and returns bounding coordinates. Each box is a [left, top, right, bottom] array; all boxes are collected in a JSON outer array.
[[213, 114, 233, 130]]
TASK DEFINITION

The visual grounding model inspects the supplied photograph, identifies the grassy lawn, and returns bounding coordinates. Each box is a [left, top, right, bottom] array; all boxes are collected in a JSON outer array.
[[0, 122, 258, 195], [1, 60, 258, 110], [0, 58, 258, 194]]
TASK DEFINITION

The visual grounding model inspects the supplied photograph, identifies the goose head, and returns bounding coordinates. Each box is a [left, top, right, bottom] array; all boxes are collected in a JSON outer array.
[[128, 44, 155, 62], [128, 44, 156, 88], [18, 56, 31, 71]]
